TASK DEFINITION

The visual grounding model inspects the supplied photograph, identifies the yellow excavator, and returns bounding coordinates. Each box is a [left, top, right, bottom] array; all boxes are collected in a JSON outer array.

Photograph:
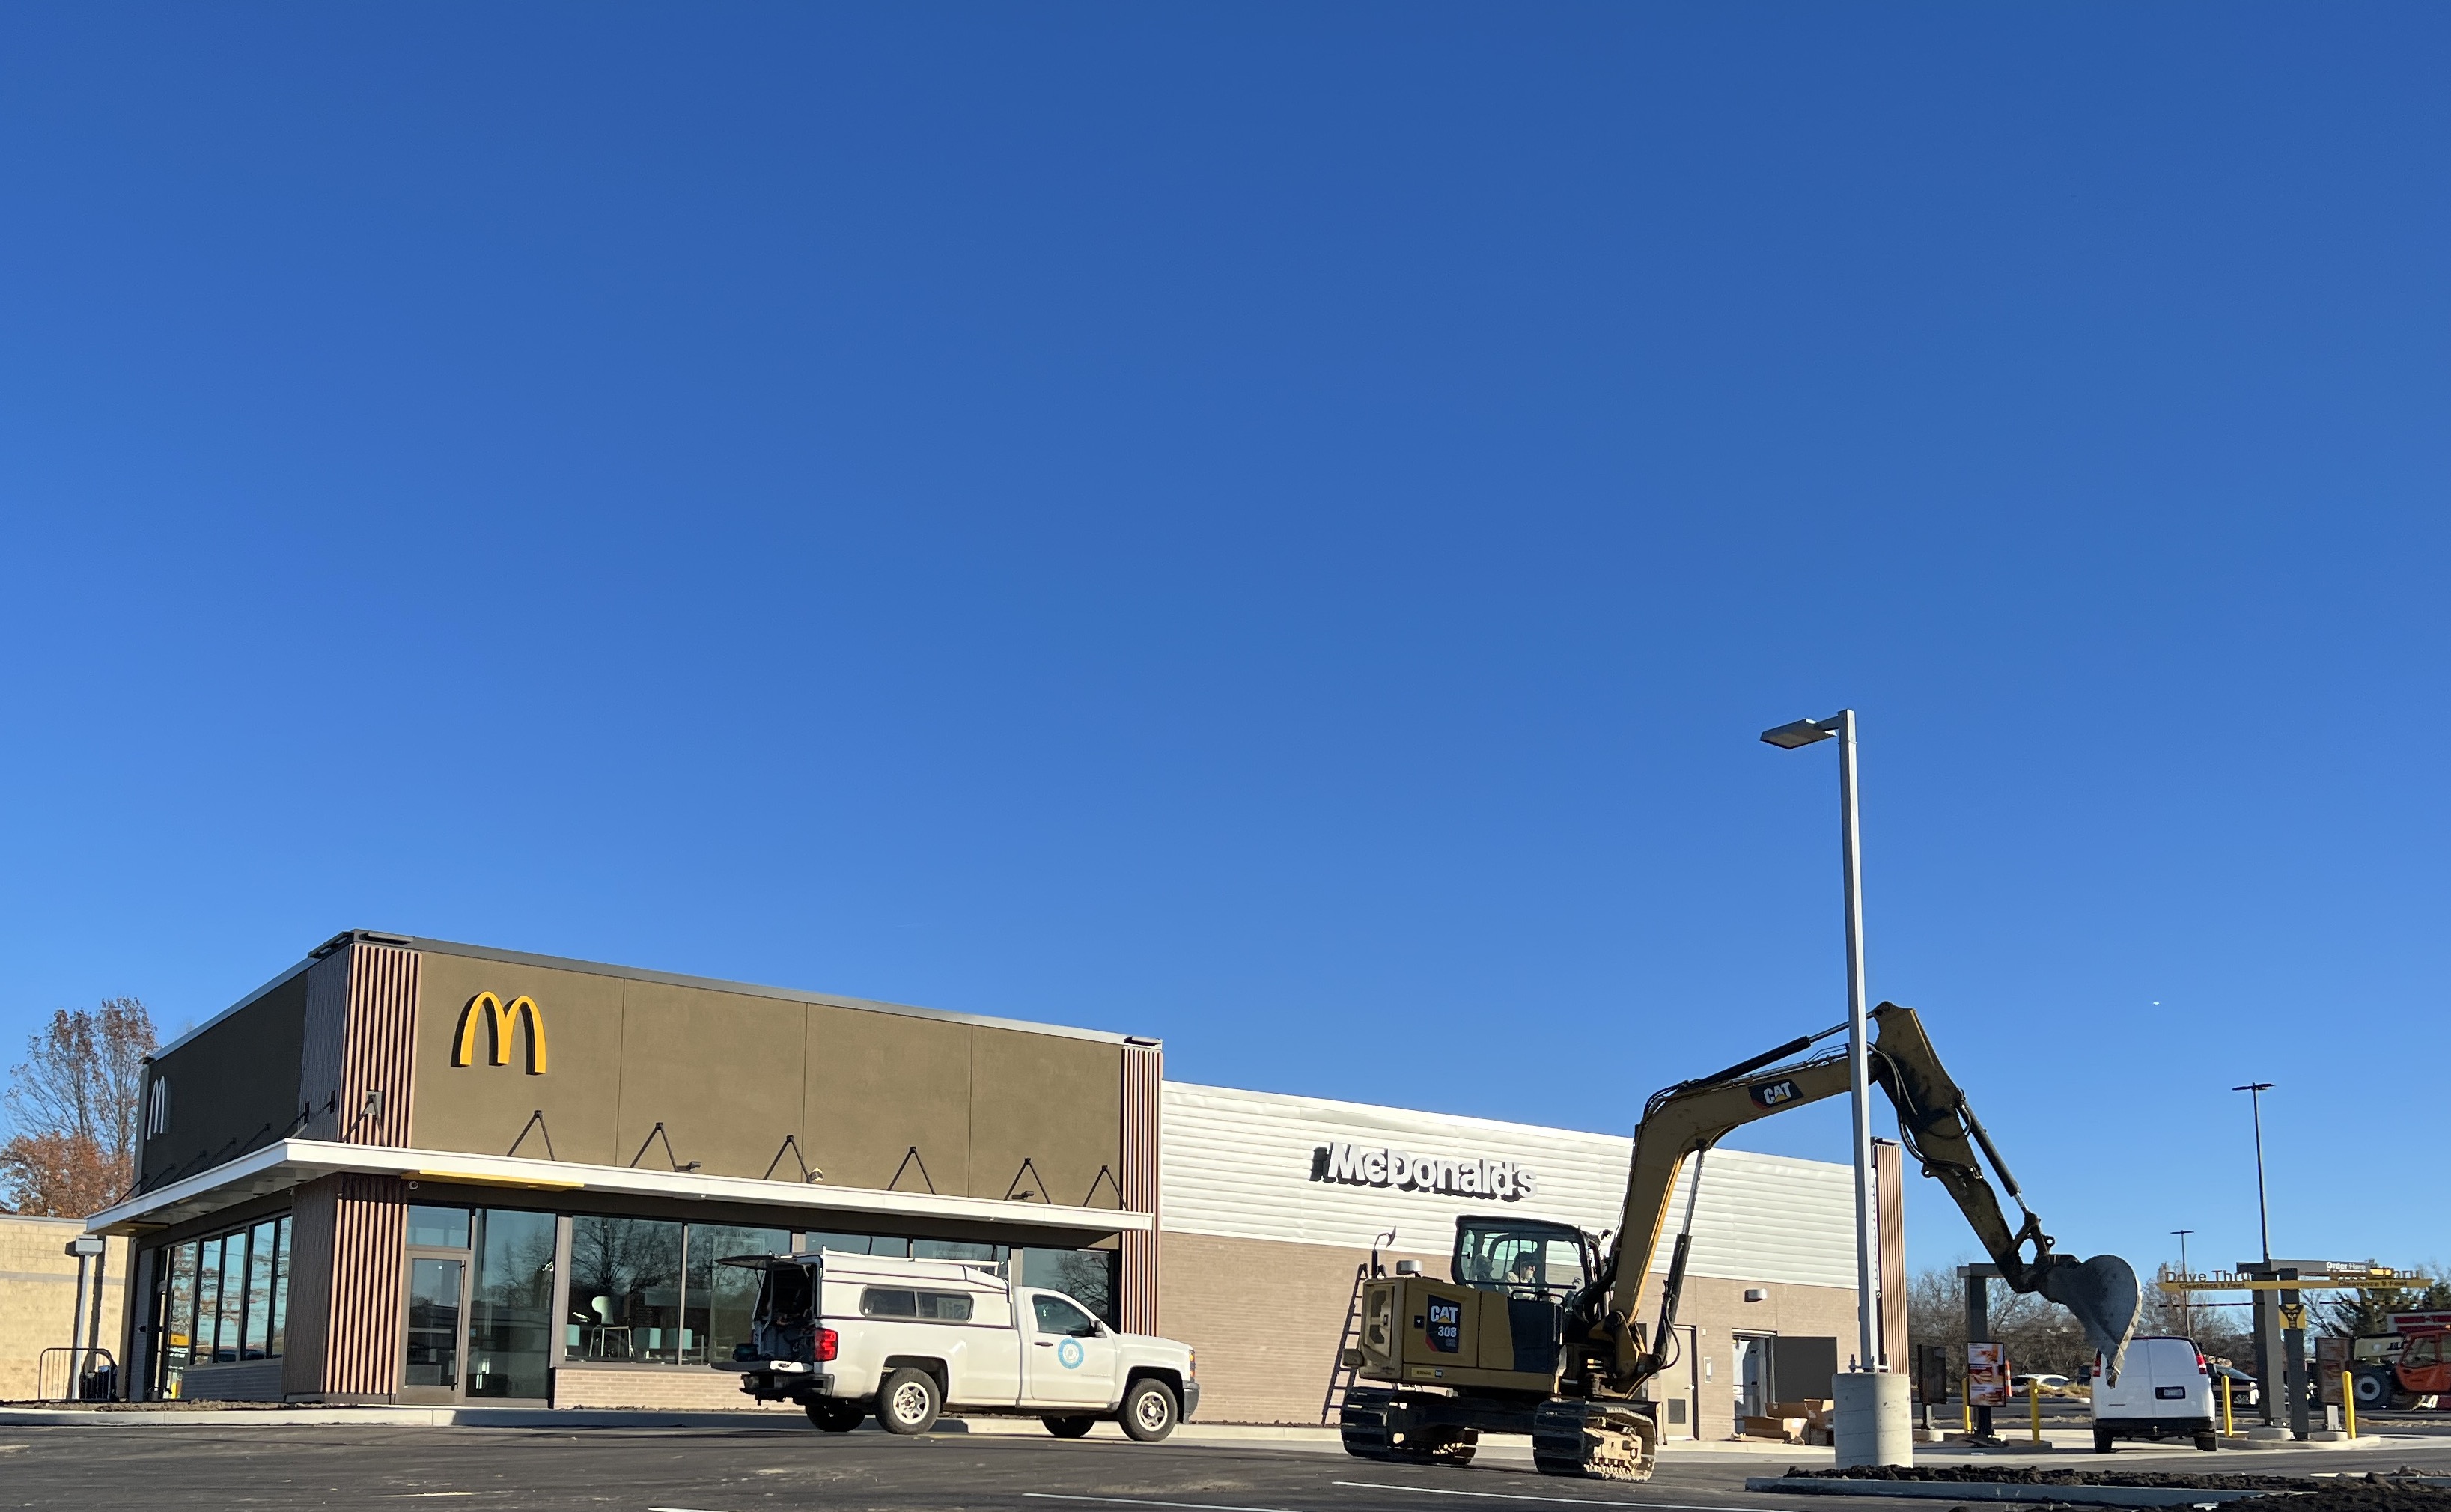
[[1336, 1002, 2142, 1480]]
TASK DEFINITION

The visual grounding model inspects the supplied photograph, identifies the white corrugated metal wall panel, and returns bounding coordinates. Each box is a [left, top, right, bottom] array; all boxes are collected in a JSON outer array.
[[1161, 1081, 1855, 1290]]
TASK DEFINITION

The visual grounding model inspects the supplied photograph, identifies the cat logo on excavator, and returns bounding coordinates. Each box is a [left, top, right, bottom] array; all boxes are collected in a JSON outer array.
[[1750, 1078, 1802, 1109]]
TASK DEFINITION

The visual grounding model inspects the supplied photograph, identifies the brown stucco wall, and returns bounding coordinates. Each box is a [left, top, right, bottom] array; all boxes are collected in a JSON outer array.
[[141, 971, 311, 1191], [407, 949, 1124, 1209], [1156, 1228, 1862, 1431]]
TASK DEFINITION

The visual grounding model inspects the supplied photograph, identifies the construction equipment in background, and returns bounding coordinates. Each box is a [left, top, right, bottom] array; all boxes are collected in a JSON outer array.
[[1336, 1002, 2143, 1481], [2351, 1312, 2451, 1412]]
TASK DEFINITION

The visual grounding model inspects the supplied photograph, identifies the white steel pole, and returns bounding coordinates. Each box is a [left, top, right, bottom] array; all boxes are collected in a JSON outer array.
[[1835, 708, 1879, 1372]]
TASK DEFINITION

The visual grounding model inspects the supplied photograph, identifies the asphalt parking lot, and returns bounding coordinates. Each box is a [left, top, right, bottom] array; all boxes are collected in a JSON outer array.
[[4, 1421, 2450, 1512]]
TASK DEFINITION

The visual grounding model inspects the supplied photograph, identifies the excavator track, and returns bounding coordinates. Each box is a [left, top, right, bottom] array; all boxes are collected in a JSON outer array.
[[1338, 1390, 1479, 1466], [1532, 1400, 1657, 1481]]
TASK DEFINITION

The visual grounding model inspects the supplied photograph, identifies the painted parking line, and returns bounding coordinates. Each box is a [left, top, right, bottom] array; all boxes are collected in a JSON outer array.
[[1025, 1493, 1304, 1512], [1332, 1481, 1753, 1511]]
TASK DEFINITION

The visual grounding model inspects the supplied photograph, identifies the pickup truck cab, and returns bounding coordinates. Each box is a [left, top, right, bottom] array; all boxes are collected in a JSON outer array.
[[713, 1248, 1199, 1440]]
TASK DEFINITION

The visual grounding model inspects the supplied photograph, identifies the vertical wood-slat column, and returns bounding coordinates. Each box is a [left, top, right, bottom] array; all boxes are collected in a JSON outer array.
[[1119, 1041, 1163, 1335], [284, 940, 422, 1400], [326, 1174, 410, 1397], [1875, 1138, 1908, 1371], [341, 944, 418, 1148]]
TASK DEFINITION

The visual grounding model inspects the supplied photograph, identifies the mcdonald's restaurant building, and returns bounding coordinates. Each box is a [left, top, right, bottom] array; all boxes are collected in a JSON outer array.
[[94, 932, 1902, 1430]]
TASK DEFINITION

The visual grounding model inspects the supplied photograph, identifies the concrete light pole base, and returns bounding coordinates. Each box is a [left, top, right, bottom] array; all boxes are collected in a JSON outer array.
[[1833, 1373, 1913, 1469]]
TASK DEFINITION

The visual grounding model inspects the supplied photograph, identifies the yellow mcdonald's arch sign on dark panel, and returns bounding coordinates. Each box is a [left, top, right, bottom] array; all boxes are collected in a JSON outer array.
[[452, 992, 549, 1074]]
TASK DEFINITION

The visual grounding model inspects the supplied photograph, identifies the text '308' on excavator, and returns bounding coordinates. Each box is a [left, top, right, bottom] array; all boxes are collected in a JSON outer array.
[[1336, 1002, 2143, 1481]]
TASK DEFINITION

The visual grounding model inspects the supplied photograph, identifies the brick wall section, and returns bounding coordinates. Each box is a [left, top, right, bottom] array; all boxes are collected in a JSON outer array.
[[554, 1365, 806, 1413], [0, 1216, 129, 1401], [1158, 1230, 1448, 1424], [1157, 1228, 1861, 1431], [1622, 1269, 1861, 1440]]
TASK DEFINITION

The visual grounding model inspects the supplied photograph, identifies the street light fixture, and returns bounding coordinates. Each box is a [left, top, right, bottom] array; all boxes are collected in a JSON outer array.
[[1760, 709, 1878, 1375], [2232, 1082, 2275, 1264]]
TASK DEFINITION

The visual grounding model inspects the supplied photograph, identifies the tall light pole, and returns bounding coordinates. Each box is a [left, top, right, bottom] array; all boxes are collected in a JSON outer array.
[[1762, 709, 1878, 1374], [2172, 1229, 2194, 1337], [2232, 1082, 2274, 1263]]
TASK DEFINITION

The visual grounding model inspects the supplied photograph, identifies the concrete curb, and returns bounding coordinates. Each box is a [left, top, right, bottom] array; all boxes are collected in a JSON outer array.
[[0, 1407, 803, 1429], [0, 1407, 1351, 1442], [1743, 1478, 2271, 1507]]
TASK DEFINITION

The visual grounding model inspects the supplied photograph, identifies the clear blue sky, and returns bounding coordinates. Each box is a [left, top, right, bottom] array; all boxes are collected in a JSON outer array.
[[3, 4, 2444, 1283]]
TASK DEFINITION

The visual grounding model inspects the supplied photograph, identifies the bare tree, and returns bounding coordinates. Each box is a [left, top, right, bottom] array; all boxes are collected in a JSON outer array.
[[0, 997, 157, 1216], [1908, 1264, 2095, 1377]]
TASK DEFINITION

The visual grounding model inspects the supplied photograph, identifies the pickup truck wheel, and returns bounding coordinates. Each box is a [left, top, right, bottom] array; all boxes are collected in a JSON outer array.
[[2093, 1428, 2115, 1454], [806, 1400, 865, 1433], [876, 1368, 942, 1436], [1043, 1415, 1097, 1439], [1119, 1377, 1178, 1442]]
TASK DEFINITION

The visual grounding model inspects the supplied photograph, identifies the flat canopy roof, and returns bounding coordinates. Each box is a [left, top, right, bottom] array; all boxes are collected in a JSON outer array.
[[88, 1139, 1151, 1244]]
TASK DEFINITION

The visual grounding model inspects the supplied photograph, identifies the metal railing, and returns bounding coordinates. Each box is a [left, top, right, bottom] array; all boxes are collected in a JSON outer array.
[[37, 1347, 117, 1403]]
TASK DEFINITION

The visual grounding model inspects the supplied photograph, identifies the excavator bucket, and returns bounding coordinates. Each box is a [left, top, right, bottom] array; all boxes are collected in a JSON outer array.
[[2037, 1254, 2143, 1376]]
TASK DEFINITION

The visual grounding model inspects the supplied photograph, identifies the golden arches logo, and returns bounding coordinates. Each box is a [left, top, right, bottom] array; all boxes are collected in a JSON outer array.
[[452, 992, 548, 1074]]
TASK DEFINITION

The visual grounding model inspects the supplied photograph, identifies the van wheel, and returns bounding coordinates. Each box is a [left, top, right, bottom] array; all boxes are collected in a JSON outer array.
[[2194, 1433, 2218, 1452], [1119, 1378, 1178, 1442], [876, 1368, 942, 1435], [1044, 1415, 1097, 1439], [806, 1399, 865, 1433], [2093, 1429, 2115, 1454]]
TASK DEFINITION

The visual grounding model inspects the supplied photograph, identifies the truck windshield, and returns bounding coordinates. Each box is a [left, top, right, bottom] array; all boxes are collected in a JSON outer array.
[[1453, 1219, 1589, 1296]]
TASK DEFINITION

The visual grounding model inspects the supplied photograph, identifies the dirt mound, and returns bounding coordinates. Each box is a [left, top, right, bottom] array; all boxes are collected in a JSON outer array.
[[1779, 1466, 2451, 1512], [2247, 1487, 2451, 1512], [1789, 1466, 2315, 1488]]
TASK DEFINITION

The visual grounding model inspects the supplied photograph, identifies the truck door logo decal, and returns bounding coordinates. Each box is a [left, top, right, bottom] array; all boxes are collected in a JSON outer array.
[[1057, 1338, 1085, 1369], [1750, 1079, 1800, 1109], [1426, 1299, 1462, 1353]]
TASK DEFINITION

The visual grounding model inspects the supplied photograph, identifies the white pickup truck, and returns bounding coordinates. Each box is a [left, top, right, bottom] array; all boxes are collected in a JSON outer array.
[[713, 1248, 1199, 1440]]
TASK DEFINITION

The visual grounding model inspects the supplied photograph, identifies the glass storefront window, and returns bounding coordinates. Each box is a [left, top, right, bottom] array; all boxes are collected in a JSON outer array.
[[404, 1257, 464, 1391], [570, 1216, 684, 1363], [467, 1208, 557, 1399], [216, 1232, 248, 1362], [162, 1242, 199, 1397], [408, 1204, 472, 1249], [243, 1219, 277, 1359], [1016, 1247, 1119, 1326], [912, 1239, 997, 1263], [195, 1237, 224, 1365], [804, 1232, 909, 1258], [267, 1218, 290, 1358], [683, 1225, 788, 1366], [147, 1215, 292, 1396]]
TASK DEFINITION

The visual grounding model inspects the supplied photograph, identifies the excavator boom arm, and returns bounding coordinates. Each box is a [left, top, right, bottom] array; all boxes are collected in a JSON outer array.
[[1590, 1002, 2138, 1394]]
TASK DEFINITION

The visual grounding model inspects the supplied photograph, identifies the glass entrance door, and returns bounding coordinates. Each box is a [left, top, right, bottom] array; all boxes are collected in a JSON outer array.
[[403, 1255, 469, 1403]]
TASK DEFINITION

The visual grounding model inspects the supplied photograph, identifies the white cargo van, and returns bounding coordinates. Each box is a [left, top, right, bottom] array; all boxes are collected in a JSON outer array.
[[713, 1248, 1199, 1440], [2092, 1335, 2217, 1452]]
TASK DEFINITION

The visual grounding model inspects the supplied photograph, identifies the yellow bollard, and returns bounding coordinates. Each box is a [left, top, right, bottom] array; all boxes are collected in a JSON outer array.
[[1964, 1396, 1973, 1434], [2222, 1374, 2235, 1437], [2342, 1371, 2357, 1440], [2030, 1378, 2043, 1443]]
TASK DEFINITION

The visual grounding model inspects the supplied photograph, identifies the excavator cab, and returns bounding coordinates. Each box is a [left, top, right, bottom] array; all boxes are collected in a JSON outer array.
[[1452, 1218, 1595, 1299]]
